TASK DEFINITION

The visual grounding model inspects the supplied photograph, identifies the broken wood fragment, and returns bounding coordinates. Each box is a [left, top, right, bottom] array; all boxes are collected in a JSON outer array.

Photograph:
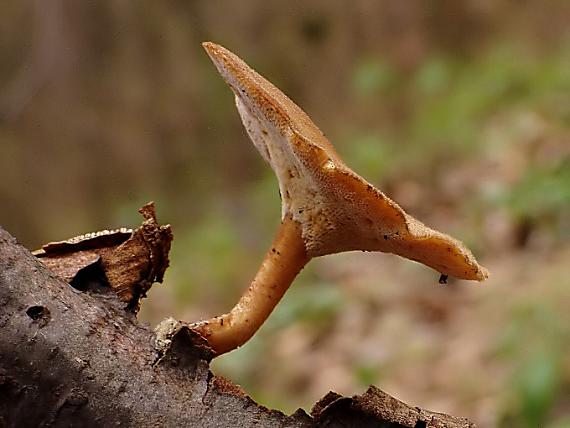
[[34, 202, 173, 312]]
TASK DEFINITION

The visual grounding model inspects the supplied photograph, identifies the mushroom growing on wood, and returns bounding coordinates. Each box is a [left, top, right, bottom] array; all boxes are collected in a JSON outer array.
[[190, 42, 489, 356]]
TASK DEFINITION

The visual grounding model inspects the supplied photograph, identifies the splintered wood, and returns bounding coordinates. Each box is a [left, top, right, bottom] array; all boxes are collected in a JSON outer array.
[[34, 202, 172, 311]]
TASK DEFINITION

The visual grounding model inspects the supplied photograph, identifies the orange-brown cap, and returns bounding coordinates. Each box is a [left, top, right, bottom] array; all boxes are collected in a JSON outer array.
[[203, 42, 488, 281]]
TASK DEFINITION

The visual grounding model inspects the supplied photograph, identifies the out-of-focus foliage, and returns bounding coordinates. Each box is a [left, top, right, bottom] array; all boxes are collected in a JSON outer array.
[[1, 1, 569, 426], [494, 278, 570, 427]]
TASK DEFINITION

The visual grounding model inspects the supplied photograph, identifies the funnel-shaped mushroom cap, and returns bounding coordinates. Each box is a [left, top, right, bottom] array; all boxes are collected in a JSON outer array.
[[203, 42, 488, 281]]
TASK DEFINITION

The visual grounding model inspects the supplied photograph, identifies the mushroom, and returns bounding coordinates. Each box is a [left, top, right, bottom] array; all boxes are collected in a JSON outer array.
[[190, 42, 489, 356]]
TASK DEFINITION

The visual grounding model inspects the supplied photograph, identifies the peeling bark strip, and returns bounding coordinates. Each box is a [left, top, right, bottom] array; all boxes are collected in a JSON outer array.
[[34, 202, 173, 311], [0, 224, 475, 427], [312, 389, 476, 428]]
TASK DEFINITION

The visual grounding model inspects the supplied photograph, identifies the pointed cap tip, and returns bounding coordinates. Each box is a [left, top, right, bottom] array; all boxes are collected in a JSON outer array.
[[202, 41, 216, 55], [476, 265, 490, 282], [202, 41, 227, 56]]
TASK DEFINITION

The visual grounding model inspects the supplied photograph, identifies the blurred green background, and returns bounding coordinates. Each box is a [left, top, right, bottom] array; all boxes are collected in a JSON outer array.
[[1, 1, 569, 426]]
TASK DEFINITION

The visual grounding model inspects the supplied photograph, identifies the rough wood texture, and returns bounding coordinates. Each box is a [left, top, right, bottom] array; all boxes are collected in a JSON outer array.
[[0, 224, 476, 427]]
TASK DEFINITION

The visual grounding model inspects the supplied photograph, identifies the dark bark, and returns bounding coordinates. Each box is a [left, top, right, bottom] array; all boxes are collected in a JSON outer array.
[[0, 218, 476, 427]]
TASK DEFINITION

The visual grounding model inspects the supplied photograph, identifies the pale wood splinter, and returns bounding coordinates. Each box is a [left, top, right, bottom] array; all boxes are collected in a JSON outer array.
[[189, 42, 488, 356]]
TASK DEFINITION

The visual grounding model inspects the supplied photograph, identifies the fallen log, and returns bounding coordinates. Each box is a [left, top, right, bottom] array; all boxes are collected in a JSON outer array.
[[0, 205, 475, 427]]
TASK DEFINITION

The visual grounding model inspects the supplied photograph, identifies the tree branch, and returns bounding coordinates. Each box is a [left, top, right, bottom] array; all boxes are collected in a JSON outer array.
[[0, 216, 476, 427]]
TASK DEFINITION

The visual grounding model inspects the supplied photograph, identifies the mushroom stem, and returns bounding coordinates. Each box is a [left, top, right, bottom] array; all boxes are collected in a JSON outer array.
[[190, 215, 310, 356]]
